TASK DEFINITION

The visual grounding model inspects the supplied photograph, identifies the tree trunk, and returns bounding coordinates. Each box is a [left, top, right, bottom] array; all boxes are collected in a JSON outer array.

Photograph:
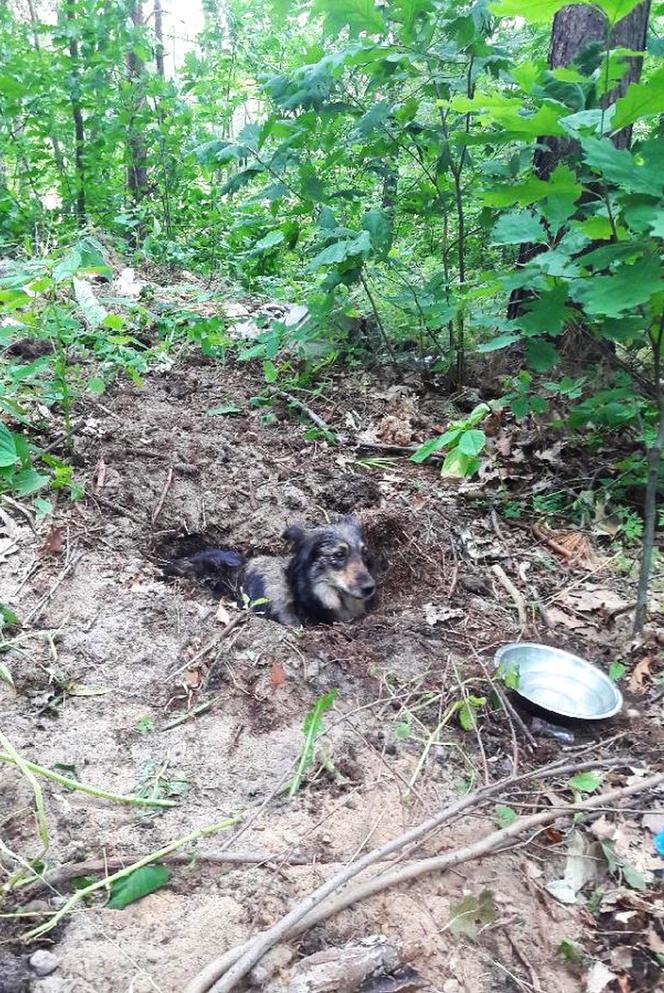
[[126, 0, 148, 207], [66, 0, 86, 225], [154, 0, 165, 78], [508, 1, 651, 317]]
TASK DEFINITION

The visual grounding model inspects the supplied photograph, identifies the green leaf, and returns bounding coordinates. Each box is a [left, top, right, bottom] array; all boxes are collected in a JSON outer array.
[[87, 377, 106, 396], [354, 101, 391, 137], [649, 209, 664, 239], [478, 332, 520, 353], [0, 424, 18, 467], [252, 230, 285, 254], [525, 339, 560, 372], [107, 864, 169, 910], [53, 248, 82, 283], [441, 449, 478, 478], [134, 717, 155, 734], [458, 430, 486, 457], [621, 862, 647, 891], [395, 716, 412, 740], [495, 804, 518, 827], [308, 231, 372, 270], [490, 0, 641, 23], [612, 66, 664, 130], [594, 0, 645, 19], [608, 661, 626, 682], [570, 257, 663, 318], [362, 208, 393, 255], [289, 689, 337, 797], [0, 604, 20, 632], [263, 360, 278, 383], [567, 771, 602, 794], [581, 138, 662, 196], [12, 468, 49, 496], [0, 661, 14, 688], [206, 404, 242, 416], [410, 428, 462, 463], [314, 0, 385, 36], [491, 211, 547, 246], [448, 889, 496, 940]]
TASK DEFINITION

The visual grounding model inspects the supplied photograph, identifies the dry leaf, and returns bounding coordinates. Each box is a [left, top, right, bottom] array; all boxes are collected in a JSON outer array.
[[183, 670, 200, 689], [215, 602, 232, 625], [586, 961, 617, 993], [628, 657, 652, 693], [270, 662, 286, 689], [40, 526, 64, 556]]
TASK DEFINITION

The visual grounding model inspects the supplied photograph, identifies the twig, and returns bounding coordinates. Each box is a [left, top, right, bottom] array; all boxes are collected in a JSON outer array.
[[152, 466, 174, 524], [0, 752, 177, 808], [452, 659, 489, 786], [185, 759, 642, 993], [504, 930, 542, 992], [22, 817, 240, 941], [270, 389, 341, 439], [491, 564, 527, 630], [170, 613, 248, 679], [161, 695, 222, 731], [490, 509, 504, 543], [532, 524, 574, 561], [447, 563, 459, 598], [93, 494, 147, 527], [23, 552, 83, 623], [355, 440, 444, 462]]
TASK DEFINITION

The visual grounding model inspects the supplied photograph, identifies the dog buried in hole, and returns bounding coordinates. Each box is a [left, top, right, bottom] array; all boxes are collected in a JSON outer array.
[[170, 518, 376, 626]]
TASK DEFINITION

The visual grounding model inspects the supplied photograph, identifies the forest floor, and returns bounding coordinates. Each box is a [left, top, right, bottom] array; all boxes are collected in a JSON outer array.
[[1, 271, 663, 993]]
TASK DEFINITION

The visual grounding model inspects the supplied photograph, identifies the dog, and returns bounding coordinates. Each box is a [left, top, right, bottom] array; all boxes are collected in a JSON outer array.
[[170, 518, 376, 626]]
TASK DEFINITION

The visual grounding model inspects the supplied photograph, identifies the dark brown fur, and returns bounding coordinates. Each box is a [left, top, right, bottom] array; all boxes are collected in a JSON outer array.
[[171, 518, 375, 626]]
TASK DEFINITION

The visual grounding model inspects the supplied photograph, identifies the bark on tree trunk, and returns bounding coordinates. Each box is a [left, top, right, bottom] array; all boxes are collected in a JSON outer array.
[[66, 0, 86, 225], [154, 0, 165, 78], [508, 1, 651, 317], [126, 0, 148, 215]]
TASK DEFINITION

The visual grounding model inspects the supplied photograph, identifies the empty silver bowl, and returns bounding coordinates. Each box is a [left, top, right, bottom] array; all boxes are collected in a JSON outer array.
[[494, 642, 623, 721]]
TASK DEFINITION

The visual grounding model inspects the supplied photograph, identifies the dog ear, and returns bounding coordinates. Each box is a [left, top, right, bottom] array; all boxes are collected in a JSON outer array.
[[283, 525, 306, 548]]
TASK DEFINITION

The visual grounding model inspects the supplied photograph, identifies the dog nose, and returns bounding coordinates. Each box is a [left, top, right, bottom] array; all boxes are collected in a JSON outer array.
[[360, 579, 375, 598]]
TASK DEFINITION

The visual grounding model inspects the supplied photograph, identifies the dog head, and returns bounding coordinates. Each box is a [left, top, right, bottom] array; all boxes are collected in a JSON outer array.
[[284, 518, 376, 607]]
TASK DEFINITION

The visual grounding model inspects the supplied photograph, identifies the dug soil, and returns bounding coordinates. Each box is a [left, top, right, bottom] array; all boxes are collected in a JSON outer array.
[[2, 302, 663, 993]]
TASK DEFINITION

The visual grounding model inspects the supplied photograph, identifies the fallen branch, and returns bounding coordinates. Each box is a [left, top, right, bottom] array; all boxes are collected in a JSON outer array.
[[185, 758, 640, 993], [31, 849, 332, 892], [22, 816, 240, 942], [0, 752, 177, 808], [491, 564, 527, 630]]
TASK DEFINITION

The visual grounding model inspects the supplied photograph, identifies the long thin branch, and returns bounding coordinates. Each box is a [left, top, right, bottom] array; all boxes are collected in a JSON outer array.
[[185, 758, 637, 993], [0, 752, 176, 808]]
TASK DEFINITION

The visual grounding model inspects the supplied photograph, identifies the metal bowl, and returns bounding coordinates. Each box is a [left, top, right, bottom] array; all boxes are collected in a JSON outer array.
[[494, 642, 623, 721]]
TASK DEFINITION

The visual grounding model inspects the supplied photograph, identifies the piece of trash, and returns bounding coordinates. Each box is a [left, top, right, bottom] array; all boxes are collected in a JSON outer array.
[[531, 716, 575, 744]]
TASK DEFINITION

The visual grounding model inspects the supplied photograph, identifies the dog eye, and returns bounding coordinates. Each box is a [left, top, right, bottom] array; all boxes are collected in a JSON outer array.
[[331, 548, 347, 565]]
